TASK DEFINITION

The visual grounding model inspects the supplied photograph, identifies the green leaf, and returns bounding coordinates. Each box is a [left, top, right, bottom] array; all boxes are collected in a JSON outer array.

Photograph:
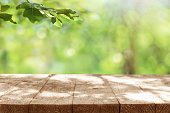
[[32, 3, 53, 11], [51, 17, 56, 24], [16, 2, 80, 26], [64, 14, 74, 20], [50, 12, 58, 17], [16, 2, 31, 9], [0, 13, 12, 21], [23, 8, 45, 23], [17, 2, 77, 15], [1, 5, 10, 12], [17, 2, 55, 12], [0, 13, 16, 24], [56, 9, 76, 14], [60, 13, 79, 21], [51, 17, 62, 27]]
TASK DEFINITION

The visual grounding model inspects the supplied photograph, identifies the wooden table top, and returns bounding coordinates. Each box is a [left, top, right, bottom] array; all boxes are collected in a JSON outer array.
[[0, 74, 170, 113]]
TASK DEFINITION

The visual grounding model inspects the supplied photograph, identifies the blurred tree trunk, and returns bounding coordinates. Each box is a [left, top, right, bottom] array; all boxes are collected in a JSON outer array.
[[121, 13, 138, 74], [123, 36, 136, 74]]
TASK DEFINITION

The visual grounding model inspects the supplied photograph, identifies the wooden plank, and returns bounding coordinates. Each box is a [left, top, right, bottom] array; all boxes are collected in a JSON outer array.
[[0, 104, 28, 113], [0, 74, 49, 113], [0, 75, 40, 97], [0, 75, 29, 97], [65, 74, 104, 85], [73, 75, 119, 113], [156, 104, 170, 113], [0, 82, 21, 97], [1, 74, 170, 113], [101, 75, 155, 113], [132, 75, 170, 113], [0, 80, 26, 113], [29, 74, 75, 113]]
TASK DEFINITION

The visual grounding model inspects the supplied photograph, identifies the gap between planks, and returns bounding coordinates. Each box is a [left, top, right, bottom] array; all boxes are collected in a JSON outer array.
[[27, 74, 54, 113]]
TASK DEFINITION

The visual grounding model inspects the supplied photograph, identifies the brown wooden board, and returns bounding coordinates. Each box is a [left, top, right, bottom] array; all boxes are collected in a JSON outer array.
[[0, 74, 49, 113], [132, 75, 170, 113], [0, 82, 20, 97], [65, 74, 104, 85], [101, 75, 155, 113], [29, 74, 75, 113], [0, 74, 170, 113], [73, 78, 119, 113]]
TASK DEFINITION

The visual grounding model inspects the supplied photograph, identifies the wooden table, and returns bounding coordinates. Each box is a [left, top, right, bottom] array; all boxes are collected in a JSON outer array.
[[0, 74, 170, 113]]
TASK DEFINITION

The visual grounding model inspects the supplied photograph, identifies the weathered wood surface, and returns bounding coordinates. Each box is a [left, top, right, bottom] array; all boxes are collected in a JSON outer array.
[[73, 75, 119, 113], [30, 75, 75, 113], [0, 74, 170, 113], [0, 74, 50, 113], [101, 75, 155, 113]]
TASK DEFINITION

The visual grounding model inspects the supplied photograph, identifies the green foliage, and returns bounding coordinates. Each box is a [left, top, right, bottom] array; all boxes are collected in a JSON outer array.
[[0, 3, 16, 24], [0, 13, 16, 24], [51, 17, 62, 27], [0, 0, 170, 74], [23, 8, 45, 23], [1, 5, 10, 12], [0, 1, 79, 27]]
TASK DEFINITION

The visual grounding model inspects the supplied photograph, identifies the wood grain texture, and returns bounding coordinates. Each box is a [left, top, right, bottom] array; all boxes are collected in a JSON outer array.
[[0, 74, 170, 113], [156, 104, 170, 113], [0, 82, 20, 97], [0, 104, 28, 113], [120, 104, 155, 113], [0, 76, 25, 97], [101, 75, 155, 113], [132, 75, 170, 113], [73, 82, 119, 113], [29, 75, 75, 113], [0, 74, 49, 113], [29, 104, 72, 113]]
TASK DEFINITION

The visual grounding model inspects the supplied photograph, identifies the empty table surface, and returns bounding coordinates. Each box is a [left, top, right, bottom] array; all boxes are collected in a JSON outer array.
[[0, 74, 170, 113]]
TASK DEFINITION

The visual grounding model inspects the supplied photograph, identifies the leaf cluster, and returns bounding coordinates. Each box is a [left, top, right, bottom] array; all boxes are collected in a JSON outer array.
[[0, 1, 79, 27], [0, 3, 16, 24]]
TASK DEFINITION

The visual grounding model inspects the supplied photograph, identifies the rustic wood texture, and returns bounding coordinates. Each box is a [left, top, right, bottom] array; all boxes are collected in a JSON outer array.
[[101, 75, 155, 113], [29, 75, 75, 113], [0, 74, 170, 113], [131, 75, 170, 113], [0, 74, 49, 113], [72, 75, 119, 113]]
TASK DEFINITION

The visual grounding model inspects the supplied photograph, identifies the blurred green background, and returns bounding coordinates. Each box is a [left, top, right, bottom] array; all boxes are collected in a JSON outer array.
[[0, 0, 170, 74]]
